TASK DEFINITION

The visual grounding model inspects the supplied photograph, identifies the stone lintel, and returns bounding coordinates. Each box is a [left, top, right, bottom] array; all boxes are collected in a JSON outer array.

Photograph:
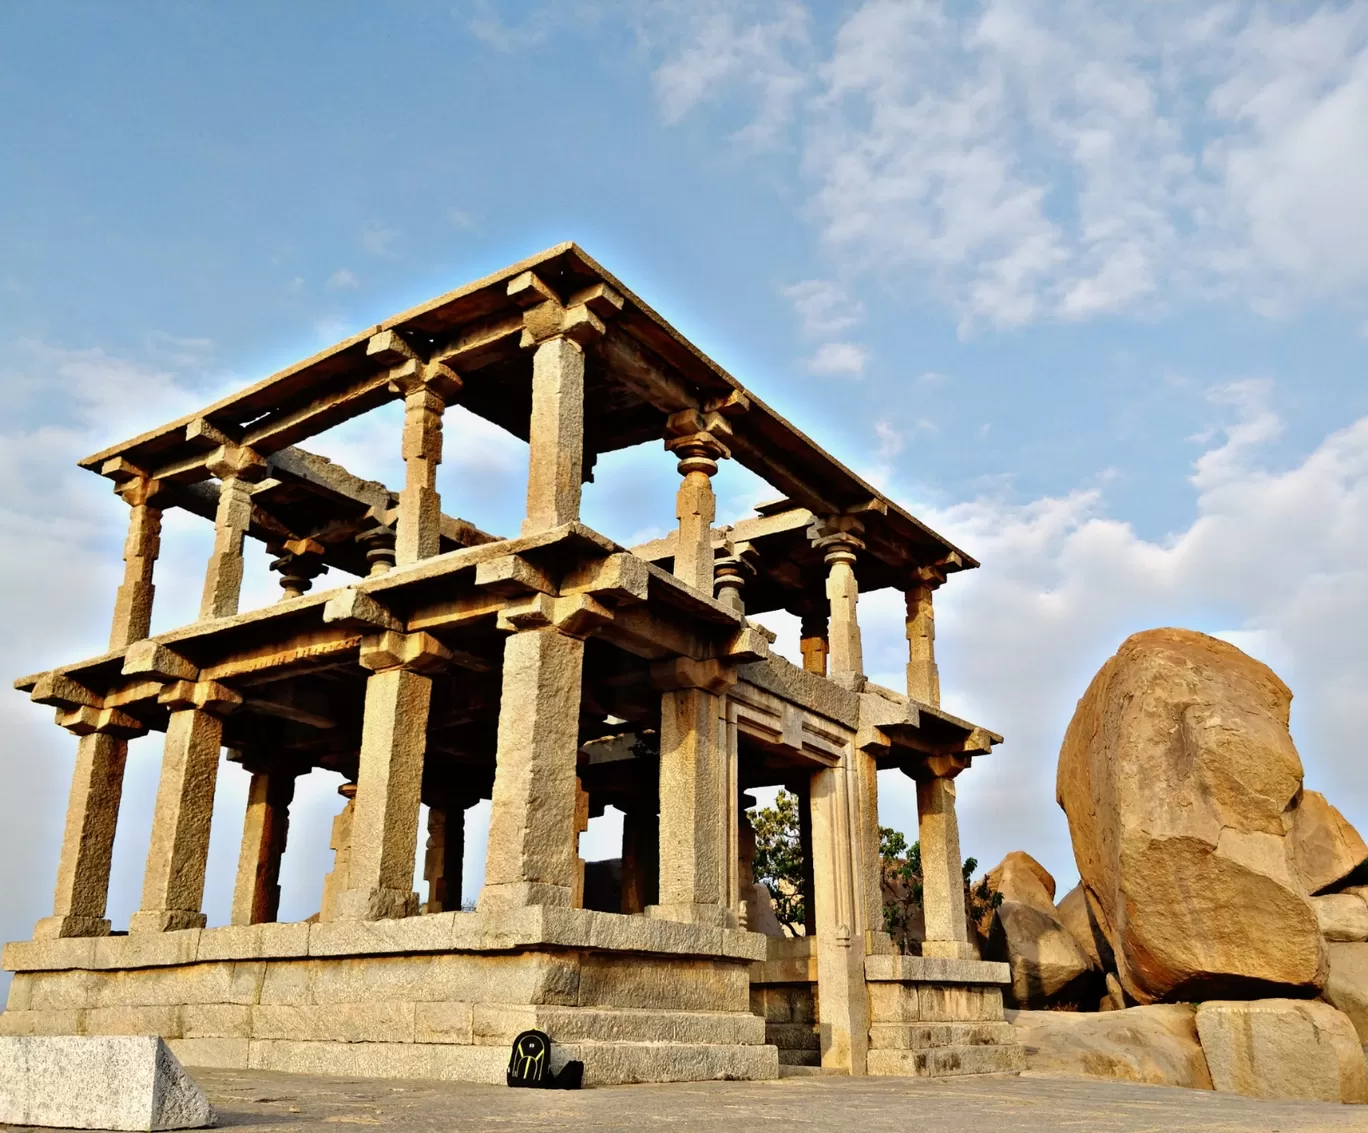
[[358, 630, 451, 674], [863, 953, 1011, 985]]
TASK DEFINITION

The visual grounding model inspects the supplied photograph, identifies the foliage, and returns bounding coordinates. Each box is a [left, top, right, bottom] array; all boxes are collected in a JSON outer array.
[[749, 789, 807, 935], [879, 825, 1003, 947]]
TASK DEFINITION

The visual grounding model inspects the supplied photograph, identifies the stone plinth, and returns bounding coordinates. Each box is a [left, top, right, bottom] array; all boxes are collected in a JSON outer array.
[[0, 909, 775, 1088], [863, 954, 1026, 1077]]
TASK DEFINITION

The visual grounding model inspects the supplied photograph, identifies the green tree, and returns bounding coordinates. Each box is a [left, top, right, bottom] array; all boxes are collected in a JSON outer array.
[[749, 790, 806, 935], [878, 825, 1003, 948]]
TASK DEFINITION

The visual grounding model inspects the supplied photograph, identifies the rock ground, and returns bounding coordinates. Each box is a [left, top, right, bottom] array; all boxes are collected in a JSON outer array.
[[140, 1067, 1368, 1132]]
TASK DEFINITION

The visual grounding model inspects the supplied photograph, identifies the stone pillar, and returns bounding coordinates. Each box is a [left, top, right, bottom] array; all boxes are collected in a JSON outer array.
[[713, 541, 756, 613], [356, 520, 397, 577], [619, 797, 658, 915], [916, 765, 974, 960], [507, 271, 620, 535], [665, 411, 731, 594], [108, 475, 164, 650], [809, 516, 865, 680], [423, 802, 464, 914], [396, 385, 446, 565], [648, 659, 735, 927], [230, 765, 296, 926], [336, 632, 448, 920], [319, 782, 357, 922], [269, 537, 327, 600], [798, 607, 829, 677], [34, 728, 132, 939], [200, 444, 267, 620], [792, 778, 817, 936], [523, 336, 586, 534], [905, 566, 944, 705], [480, 624, 587, 911], [130, 680, 241, 933], [808, 759, 869, 1075]]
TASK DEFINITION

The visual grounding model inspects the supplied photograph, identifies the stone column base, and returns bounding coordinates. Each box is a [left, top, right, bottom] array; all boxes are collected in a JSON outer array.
[[32, 916, 110, 941], [921, 940, 978, 961], [334, 887, 419, 921], [128, 909, 207, 934], [646, 903, 734, 928]]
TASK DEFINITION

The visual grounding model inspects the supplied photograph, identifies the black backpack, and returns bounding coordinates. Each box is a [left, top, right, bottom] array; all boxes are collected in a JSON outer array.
[[506, 1029, 584, 1090]]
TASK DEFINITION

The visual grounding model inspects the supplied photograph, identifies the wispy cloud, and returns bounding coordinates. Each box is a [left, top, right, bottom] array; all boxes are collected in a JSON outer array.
[[325, 268, 360, 291], [651, 0, 1368, 331], [806, 341, 869, 377]]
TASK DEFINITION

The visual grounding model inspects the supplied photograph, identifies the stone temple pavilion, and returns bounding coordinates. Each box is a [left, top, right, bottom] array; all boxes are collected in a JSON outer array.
[[2, 244, 1023, 1083]]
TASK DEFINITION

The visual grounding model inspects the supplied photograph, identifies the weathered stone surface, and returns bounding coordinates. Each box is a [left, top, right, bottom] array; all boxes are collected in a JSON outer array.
[[0, 1035, 214, 1130], [1290, 790, 1368, 896], [1314, 893, 1368, 942], [1324, 942, 1368, 1044], [981, 853, 1095, 1007], [1057, 628, 1327, 1003], [1009, 1004, 1211, 1090], [1055, 884, 1110, 971], [1195, 999, 1368, 1104]]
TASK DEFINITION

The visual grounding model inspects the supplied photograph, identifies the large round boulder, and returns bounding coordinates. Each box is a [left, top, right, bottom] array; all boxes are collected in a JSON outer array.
[[1056, 628, 1327, 1004]]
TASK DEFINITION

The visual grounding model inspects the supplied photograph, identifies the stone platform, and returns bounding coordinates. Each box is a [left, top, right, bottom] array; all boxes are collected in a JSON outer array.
[[0, 908, 777, 1087]]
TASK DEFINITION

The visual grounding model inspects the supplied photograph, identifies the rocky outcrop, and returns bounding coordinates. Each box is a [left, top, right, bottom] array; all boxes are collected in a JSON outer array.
[[1291, 791, 1368, 895], [1324, 942, 1368, 1044], [1056, 628, 1327, 1004], [1313, 893, 1368, 943], [1195, 999, 1368, 1104], [981, 853, 1096, 1007], [1055, 884, 1110, 972], [1008, 1004, 1211, 1089]]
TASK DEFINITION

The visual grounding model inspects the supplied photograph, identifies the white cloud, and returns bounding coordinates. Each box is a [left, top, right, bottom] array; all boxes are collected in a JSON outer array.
[[806, 341, 869, 376], [361, 227, 400, 259], [783, 279, 863, 337], [858, 390, 1368, 889], [325, 268, 360, 290], [653, 0, 1368, 329], [651, 0, 810, 146]]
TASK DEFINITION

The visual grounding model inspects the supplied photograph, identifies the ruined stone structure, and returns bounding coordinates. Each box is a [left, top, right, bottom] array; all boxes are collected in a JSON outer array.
[[2, 245, 1023, 1083]]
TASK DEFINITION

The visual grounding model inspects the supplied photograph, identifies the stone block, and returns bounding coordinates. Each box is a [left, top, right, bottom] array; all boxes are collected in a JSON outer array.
[[26, 969, 99, 1011], [93, 931, 201, 971], [864, 954, 1010, 985], [554, 1040, 779, 1086], [868, 1021, 1016, 1050], [471, 1003, 539, 1045], [196, 922, 310, 961], [720, 928, 770, 962], [83, 1004, 183, 1037], [528, 1006, 765, 1046], [867, 1043, 1026, 1077], [414, 1001, 474, 1044], [1196, 998, 1368, 1103], [167, 1037, 249, 1070], [309, 912, 457, 957], [0, 1035, 214, 1130], [251, 1001, 416, 1043], [917, 984, 1007, 1023], [180, 1004, 252, 1039], [258, 959, 317, 1005], [867, 982, 918, 1023], [4, 975, 31, 1011], [247, 1038, 508, 1084], [576, 954, 747, 1011], [0, 1009, 84, 1036], [3, 937, 97, 972]]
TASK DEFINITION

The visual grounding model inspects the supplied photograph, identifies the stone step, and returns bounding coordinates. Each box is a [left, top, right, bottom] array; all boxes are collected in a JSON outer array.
[[778, 1048, 821, 1066], [867, 1021, 1017, 1051], [867, 1042, 1027, 1078], [778, 1064, 848, 1078], [556, 1041, 780, 1086], [489, 1006, 766, 1047]]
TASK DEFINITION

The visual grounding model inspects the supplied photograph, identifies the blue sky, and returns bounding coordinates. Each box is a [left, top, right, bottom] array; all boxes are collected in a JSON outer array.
[[1, 2, 1366, 953]]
